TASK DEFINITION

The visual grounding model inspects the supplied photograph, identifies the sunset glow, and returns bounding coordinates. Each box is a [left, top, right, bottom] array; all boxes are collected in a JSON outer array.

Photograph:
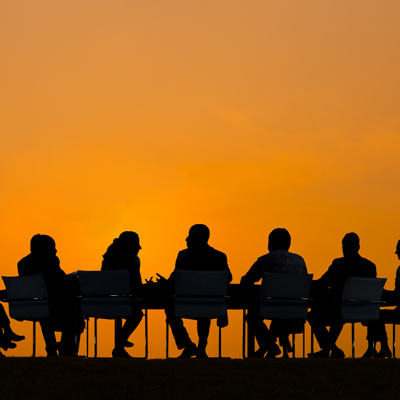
[[1, 0, 400, 357]]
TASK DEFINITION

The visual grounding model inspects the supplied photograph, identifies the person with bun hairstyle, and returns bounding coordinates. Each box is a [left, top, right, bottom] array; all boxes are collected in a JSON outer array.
[[102, 231, 144, 358]]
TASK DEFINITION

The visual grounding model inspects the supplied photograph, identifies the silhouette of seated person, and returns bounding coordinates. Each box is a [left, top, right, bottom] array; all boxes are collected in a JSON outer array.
[[240, 228, 308, 358], [160, 224, 232, 358], [17, 234, 83, 356], [101, 231, 144, 359], [307, 232, 377, 358], [0, 303, 25, 357], [361, 240, 400, 358]]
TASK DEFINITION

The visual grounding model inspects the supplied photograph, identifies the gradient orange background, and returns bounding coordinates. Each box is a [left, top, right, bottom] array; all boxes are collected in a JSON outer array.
[[1, 0, 400, 358]]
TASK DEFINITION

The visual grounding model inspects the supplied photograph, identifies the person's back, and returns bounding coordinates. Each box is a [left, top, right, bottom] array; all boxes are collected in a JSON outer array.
[[240, 228, 307, 358], [18, 253, 67, 297], [163, 224, 232, 359], [308, 232, 376, 358], [101, 231, 144, 358], [318, 253, 376, 299], [17, 234, 80, 356], [101, 232, 142, 295]]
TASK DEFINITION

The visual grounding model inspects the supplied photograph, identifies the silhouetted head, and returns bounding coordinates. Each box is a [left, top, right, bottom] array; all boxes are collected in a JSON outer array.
[[342, 233, 360, 257], [118, 231, 141, 255], [186, 224, 210, 248], [268, 228, 291, 252], [30, 234, 57, 256], [395, 240, 400, 260]]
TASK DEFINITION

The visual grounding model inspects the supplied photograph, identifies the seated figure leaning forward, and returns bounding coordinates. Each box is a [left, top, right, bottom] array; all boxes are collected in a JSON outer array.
[[240, 228, 308, 358], [307, 232, 377, 358], [101, 231, 144, 359], [160, 224, 232, 359], [17, 234, 84, 356]]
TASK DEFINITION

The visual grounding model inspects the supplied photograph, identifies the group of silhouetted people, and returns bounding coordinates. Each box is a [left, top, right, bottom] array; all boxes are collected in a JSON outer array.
[[1, 225, 399, 358]]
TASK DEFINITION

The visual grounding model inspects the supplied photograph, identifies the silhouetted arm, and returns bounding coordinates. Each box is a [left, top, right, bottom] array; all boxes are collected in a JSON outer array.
[[240, 258, 263, 286]]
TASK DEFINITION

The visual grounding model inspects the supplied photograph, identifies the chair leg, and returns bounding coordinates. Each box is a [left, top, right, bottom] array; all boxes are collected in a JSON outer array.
[[311, 325, 314, 355], [292, 331, 295, 358], [219, 325, 222, 358], [166, 321, 170, 359], [352, 323, 355, 358], [32, 321, 36, 357], [242, 309, 247, 359], [94, 318, 98, 358], [144, 309, 148, 359], [86, 317, 89, 358], [393, 324, 396, 358]]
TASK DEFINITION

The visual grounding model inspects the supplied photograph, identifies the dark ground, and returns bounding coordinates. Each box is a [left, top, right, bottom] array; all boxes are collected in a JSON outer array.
[[0, 357, 398, 400]]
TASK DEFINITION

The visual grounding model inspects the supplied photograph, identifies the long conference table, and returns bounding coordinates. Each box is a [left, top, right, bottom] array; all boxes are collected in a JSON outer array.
[[0, 282, 397, 358]]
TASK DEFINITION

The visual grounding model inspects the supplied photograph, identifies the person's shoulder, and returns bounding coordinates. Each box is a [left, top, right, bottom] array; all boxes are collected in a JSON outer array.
[[208, 246, 227, 258], [330, 257, 345, 265], [18, 254, 31, 265], [288, 251, 306, 263], [360, 256, 376, 269]]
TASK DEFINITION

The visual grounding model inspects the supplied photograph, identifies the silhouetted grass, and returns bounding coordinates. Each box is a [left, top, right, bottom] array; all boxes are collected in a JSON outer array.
[[0, 358, 399, 400]]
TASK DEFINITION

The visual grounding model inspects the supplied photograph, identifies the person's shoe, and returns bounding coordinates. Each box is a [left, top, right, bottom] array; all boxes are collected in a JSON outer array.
[[377, 348, 392, 358], [178, 343, 197, 359], [330, 348, 345, 358], [124, 341, 134, 348], [361, 348, 377, 358], [0, 339, 16, 351], [112, 348, 133, 359], [286, 344, 294, 354], [266, 344, 282, 358], [196, 348, 209, 359], [252, 346, 268, 358], [308, 349, 330, 358], [7, 332, 25, 342]]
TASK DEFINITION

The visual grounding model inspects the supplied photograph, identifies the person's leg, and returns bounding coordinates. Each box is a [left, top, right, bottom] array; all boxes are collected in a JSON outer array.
[[271, 320, 292, 357], [112, 309, 144, 358], [165, 305, 196, 358], [307, 310, 330, 350], [245, 311, 277, 357], [365, 310, 392, 358], [326, 322, 345, 357], [39, 320, 58, 356], [0, 304, 24, 343], [196, 318, 211, 358]]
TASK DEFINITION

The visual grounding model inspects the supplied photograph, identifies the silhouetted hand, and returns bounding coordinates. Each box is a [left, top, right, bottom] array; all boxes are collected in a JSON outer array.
[[156, 273, 167, 284]]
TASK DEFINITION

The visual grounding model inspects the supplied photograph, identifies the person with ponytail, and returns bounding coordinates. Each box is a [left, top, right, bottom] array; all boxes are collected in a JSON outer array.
[[102, 231, 144, 358]]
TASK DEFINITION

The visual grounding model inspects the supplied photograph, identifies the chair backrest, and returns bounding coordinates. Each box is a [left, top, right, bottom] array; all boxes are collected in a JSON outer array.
[[174, 270, 230, 319], [341, 276, 386, 322], [78, 270, 133, 319], [260, 273, 313, 320], [2, 274, 50, 320]]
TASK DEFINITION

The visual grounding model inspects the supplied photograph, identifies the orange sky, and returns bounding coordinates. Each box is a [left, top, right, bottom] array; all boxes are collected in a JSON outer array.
[[1, 0, 400, 358]]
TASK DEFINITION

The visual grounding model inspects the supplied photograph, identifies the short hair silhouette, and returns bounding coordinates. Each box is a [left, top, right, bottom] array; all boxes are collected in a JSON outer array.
[[268, 228, 291, 252], [342, 232, 360, 256], [30, 234, 56, 254], [187, 224, 210, 244]]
